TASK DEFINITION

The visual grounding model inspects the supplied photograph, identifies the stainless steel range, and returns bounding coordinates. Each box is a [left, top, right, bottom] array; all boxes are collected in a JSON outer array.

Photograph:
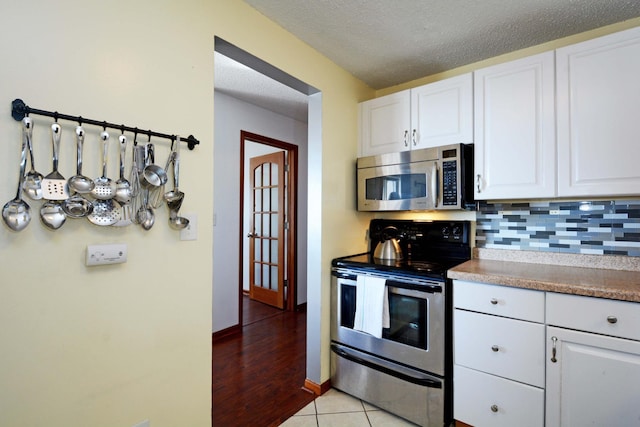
[[330, 219, 471, 427]]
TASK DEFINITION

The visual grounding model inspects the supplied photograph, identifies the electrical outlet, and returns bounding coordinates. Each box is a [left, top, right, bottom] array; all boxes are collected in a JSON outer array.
[[85, 243, 127, 266], [180, 213, 198, 241]]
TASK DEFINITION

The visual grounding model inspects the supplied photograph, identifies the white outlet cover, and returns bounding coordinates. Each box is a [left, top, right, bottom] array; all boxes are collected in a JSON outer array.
[[86, 243, 128, 266], [180, 213, 198, 241]]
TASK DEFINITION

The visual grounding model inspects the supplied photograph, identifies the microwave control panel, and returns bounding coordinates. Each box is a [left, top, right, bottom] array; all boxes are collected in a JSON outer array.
[[442, 160, 458, 205]]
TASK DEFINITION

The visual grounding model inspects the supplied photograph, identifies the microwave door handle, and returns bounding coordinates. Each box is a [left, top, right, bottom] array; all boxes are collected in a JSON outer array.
[[430, 162, 439, 208]]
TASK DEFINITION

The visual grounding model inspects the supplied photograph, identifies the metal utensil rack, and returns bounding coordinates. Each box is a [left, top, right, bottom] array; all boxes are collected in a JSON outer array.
[[10, 98, 200, 150]]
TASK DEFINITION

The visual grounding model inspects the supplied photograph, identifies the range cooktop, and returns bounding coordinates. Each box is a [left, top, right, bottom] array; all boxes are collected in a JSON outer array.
[[332, 219, 472, 279]]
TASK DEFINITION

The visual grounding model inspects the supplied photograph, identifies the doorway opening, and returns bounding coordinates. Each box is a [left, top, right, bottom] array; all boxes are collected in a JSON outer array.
[[240, 132, 298, 324]]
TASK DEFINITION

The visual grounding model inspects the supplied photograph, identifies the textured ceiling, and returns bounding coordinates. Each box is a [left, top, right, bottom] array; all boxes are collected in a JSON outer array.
[[215, 0, 640, 122], [245, 0, 640, 89]]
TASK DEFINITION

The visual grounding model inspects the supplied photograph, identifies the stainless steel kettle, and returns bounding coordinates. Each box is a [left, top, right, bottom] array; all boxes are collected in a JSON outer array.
[[373, 226, 403, 260]]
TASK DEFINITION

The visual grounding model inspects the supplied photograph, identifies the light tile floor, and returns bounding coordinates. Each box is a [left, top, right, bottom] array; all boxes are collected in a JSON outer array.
[[279, 388, 417, 427]]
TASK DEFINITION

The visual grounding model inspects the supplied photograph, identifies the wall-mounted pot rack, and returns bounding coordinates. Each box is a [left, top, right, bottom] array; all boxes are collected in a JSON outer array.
[[11, 98, 200, 150]]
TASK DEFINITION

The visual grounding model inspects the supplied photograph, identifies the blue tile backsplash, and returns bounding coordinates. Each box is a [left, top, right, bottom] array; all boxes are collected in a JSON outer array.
[[476, 200, 640, 257]]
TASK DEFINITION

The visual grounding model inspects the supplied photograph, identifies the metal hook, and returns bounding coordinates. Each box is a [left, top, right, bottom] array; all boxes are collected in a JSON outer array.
[[78, 116, 83, 126]]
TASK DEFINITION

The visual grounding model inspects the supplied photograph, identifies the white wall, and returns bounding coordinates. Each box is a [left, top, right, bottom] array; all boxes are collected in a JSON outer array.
[[213, 91, 308, 333]]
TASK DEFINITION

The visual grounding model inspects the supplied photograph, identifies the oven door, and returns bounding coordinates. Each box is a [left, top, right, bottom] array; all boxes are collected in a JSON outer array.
[[331, 268, 445, 375]]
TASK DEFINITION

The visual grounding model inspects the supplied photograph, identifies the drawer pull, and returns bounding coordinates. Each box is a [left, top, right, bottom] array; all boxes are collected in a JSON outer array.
[[490, 298, 498, 305], [607, 316, 618, 324], [551, 336, 558, 363], [490, 404, 499, 413], [491, 345, 499, 352]]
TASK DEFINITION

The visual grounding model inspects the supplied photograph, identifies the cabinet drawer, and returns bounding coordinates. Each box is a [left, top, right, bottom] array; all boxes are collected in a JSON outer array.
[[547, 292, 640, 341], [454, 365, 544, 427], [455, 310, 545, 387], [454, 280, 545, 322]]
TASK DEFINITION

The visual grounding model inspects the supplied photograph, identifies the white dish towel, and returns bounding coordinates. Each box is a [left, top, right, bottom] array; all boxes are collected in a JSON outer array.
[[353, 275, 390, 338]]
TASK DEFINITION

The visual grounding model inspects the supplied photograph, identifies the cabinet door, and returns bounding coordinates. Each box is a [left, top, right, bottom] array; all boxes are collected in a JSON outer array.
[[359, 90, 411, 156], [546, 326, 640, 427], [474, 51, 556, 199], [411, 73, 473, 148], [557, 26, 640, 197]]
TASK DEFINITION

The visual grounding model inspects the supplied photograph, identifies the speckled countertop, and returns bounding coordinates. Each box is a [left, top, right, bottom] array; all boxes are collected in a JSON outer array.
[[448, 249, 640, 303]]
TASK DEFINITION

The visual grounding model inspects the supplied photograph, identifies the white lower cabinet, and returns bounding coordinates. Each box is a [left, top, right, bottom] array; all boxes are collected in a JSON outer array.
[[453, 280, 545, 427], [454, 282, 640, 427], [546, 293, 640, 427], [455, 365, 544, 427]]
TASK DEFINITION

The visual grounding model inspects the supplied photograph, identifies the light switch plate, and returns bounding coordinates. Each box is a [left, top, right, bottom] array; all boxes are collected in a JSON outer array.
[[180, 213, 198, 241], [86, 243, 128, 266]]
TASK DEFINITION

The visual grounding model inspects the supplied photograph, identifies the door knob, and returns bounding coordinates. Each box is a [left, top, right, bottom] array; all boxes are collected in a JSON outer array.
[[247, 232, 256, 238]]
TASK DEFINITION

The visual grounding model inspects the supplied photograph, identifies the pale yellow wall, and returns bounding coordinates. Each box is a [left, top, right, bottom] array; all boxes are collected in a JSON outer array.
[[0, 1, 372, 427]]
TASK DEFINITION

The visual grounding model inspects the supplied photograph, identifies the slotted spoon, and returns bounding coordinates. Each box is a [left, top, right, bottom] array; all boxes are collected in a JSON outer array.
[[90, 131, 116, 200]]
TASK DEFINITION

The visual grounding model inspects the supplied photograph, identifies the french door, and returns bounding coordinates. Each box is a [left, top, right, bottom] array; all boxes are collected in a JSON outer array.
[[247, 151, 286, 309]]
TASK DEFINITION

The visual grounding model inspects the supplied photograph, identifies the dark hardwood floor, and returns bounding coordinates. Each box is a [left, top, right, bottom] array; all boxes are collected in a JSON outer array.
[[212, 297, 314, 426]]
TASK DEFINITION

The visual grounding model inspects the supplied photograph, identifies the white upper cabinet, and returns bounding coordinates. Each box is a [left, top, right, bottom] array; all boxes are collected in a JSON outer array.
[[410, 73, 473, 148], [359, 73, 473, 157], [474, 51, 556, 200], [556, 26, 640, 197], [359, 90, 411, 156]]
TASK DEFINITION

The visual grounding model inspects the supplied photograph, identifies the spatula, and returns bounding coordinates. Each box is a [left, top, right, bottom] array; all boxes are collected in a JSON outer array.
[[42, 123, 69, 200]]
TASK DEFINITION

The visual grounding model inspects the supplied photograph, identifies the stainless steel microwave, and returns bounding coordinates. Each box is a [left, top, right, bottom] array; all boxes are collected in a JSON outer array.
[[357, 144, 474, 211]]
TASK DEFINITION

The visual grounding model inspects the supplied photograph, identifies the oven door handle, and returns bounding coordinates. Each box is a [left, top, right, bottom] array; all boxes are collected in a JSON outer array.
[[332, 272, 358, 280], [386, 280, 442, 293], [331, 344, 443, 389]]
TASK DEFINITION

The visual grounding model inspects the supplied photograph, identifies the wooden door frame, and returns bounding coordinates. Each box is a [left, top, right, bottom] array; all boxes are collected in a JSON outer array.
[[239, 131, 298, 320]]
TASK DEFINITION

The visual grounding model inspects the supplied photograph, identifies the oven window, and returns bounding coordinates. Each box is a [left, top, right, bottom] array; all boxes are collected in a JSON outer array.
[[383, 293, 428, 350], [364, 173, 427, 201], [340, 283, 356, 329]]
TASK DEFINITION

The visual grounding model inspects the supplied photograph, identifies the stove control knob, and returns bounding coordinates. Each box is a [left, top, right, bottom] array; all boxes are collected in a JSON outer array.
[[442, 226, 450, 236], [452, 226, 462, 236]]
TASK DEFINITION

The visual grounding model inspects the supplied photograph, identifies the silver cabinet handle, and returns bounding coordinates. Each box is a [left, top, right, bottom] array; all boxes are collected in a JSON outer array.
[[491, 404, 499, 413], [490, 298, 498, 305], [491, 345, 499, 352], [403, 130, 408, 147], [607, 316, 618, 324], [412, 129, 417, 146], [551, 336, 558, 363], [476, 174, 482, 193]]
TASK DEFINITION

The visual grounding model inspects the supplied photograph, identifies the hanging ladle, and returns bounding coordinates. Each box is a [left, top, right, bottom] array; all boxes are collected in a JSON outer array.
[[67, 126, 95, 194], [2, 124, 32, 231], [22, 117, 44, 200], [164, 136, 189, 230], [63, 126, 95, 218], [114, 134, 132, 204]]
